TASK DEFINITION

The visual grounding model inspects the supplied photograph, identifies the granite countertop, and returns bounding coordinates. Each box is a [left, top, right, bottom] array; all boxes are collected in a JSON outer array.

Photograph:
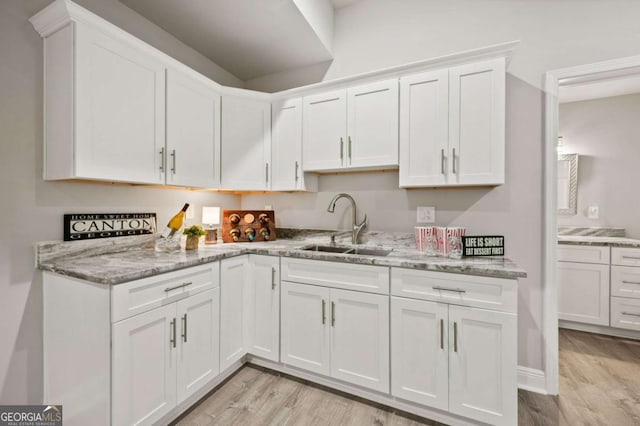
[[37, 229, 527, 285], [557, 235, 640, 248]]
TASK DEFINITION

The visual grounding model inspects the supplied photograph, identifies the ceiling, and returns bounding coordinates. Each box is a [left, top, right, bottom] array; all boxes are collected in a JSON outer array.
[[560, 72, 640, 103], [119, 0, 338, 81]]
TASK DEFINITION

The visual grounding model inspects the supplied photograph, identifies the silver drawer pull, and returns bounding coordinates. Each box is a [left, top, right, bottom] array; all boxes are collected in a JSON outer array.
[[622, 280, 640, 285], [164, 282, 193, 292], [622, 256, 640, 260], [433, 286, 466, 294], [621, 312, 640, 317]]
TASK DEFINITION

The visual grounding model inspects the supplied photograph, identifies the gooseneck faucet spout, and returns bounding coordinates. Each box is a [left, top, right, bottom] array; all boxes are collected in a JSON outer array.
[[327, 193, 367, 245]]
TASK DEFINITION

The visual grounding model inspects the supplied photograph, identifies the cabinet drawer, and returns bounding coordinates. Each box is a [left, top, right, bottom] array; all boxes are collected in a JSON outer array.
[[611, 247, 640, 267], [391, 268, 517, 313], [611, 297, 640, 331], [557, 245, 609, 264], [281, 258, 389, 295], [112, 263, 219, 322], [611, 266, 640, 299]]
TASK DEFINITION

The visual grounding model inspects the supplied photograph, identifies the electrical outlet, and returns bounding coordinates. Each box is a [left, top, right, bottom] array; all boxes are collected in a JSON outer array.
[[186, 205, 194, 220], [587, 205, 599, 219], [417, 206, 436, 223]]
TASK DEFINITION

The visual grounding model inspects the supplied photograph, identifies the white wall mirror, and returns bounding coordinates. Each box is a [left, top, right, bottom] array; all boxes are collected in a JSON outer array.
[[558, 153, 578, 215]]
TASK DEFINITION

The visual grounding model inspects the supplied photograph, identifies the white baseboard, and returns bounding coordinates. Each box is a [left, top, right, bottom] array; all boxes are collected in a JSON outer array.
[[560, 321, 640, 340], [517, 366, 547, 394]]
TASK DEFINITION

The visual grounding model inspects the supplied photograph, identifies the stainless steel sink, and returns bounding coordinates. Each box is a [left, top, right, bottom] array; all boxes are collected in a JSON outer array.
[[299, 244, 392, 257]]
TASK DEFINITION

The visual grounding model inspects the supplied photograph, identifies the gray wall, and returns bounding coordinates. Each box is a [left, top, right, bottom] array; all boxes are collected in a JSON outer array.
[[0, 0, 241, 404], [558, 93, 640, 238], [243, 0, 640, 373]]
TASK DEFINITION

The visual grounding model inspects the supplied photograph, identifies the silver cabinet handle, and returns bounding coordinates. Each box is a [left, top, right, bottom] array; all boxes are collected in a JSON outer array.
[[440, 318, 444, 349], [265, 163, 269, 184], [295, 161, 299, 181], [159, 147, 165, 172], [340, 138, 344, 161], [432, 286, 466, 294], [622, 256, 640, 260], [322, 299, 326, 324], [170, 318, 176, 348], [622, 312, 640, 317], [164, 282, 192, 292], [441, 149, 445, 175], [452, 148, 457, 174], [271, 266, 276, 290], [181, 313, 187, 343], [348, 136, 352, 161], [331, 301, 336, 326], [622, 280, 640, 285], [170, 149, 176, 174], [453, 322, 458, 352]]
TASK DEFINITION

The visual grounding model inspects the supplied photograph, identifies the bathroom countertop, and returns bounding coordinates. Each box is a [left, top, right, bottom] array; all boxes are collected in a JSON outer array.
[[37, 229, 527, 285], [557, 235, 640, 248]]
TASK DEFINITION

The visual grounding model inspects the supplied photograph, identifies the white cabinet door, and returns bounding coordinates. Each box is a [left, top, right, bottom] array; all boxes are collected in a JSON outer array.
[[390, 297, 448, 411], [247, 255, 280, 362], [166, 69, 220, 188], [347, 79, 399, 168], [272, 98, 302, 191], [75, 23, 165, 184], [112, 304, 176, 426], [449, 58, 505, 185], [448, 305, 517, 426], [176, 288, 220, 404], [220, 256, 249, 371], [399, 69, 449, 187], [281, 282, 331, 375], [330, 288, 389, 393], [558, 261, 610, 325], [220, 96, 271, 190], [302, 89, 347, 171]]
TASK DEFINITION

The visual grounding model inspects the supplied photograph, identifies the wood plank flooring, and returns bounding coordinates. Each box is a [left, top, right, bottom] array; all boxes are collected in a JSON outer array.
[[174, 329, 640, 425]]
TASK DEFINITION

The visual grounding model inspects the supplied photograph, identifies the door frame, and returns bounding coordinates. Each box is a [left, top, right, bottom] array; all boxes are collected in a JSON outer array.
[[543, 54, 640, 395]]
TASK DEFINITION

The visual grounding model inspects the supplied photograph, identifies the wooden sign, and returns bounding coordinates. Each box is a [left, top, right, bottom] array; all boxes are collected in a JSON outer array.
[[64, 213, 156, 241], [462, 236, 505, 256]]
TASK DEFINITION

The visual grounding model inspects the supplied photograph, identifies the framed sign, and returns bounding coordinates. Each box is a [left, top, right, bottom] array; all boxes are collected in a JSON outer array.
[[63, 213, 156, 241], [462, 236, 505, 257]]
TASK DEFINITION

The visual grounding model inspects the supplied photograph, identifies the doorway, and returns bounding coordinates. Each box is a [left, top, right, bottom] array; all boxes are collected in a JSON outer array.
[[544, 56, 640, 395]]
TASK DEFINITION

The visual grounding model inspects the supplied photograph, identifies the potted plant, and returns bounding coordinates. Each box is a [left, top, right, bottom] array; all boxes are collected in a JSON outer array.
[[183, 225, 206, 250]]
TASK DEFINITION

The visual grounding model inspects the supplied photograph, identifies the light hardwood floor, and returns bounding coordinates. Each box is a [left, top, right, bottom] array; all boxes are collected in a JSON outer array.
[[174, 329, 640, 425]]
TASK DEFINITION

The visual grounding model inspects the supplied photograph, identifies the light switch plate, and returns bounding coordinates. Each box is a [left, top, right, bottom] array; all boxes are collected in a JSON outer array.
[[417, 206, 436, 223], [587, 205, 599, 219]]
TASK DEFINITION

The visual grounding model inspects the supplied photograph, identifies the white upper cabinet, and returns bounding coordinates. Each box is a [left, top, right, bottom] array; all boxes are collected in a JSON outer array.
[[347, 79, 399, 168], [400, 58, 506, 187], [166, 68, 220, 188], [302, 79, 399, 172], [302, 89, 347, 171], [271, 99, 317, 191], [70, 22, 166, 184], [220, 95, 272, 190]]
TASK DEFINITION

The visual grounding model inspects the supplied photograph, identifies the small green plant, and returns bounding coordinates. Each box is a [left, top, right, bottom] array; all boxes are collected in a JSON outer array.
[[182, 225, 206, 237]]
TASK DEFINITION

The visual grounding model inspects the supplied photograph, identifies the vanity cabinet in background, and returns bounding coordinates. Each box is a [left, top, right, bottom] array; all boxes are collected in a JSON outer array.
[[400, 58, 506, 187], [302, 79, 399, 172]]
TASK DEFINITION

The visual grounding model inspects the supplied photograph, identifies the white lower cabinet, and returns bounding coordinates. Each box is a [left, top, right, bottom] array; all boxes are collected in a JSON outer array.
[[391, 267, 517, 426], [247, 255, 280, 362], [557, 260, 610, 326], [220, 256, 250, 371], [281, 281, 390, 393]]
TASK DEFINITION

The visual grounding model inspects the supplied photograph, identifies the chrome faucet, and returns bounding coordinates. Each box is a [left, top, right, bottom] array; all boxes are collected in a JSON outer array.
[[327, 193, 367, 245]]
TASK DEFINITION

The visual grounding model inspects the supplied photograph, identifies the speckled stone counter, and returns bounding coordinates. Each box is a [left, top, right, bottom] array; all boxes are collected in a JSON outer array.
[[37, 229, 527, 285], [557, 226, 625, 237], [557, 235, 640, 248]]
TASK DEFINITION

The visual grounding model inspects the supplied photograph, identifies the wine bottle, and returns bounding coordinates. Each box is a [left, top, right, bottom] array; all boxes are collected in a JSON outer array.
[[161, 203, 190, 238]]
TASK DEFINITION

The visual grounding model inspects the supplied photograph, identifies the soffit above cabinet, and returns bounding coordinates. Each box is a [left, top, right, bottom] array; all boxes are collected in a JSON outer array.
[[118, 0, 334, 81]]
